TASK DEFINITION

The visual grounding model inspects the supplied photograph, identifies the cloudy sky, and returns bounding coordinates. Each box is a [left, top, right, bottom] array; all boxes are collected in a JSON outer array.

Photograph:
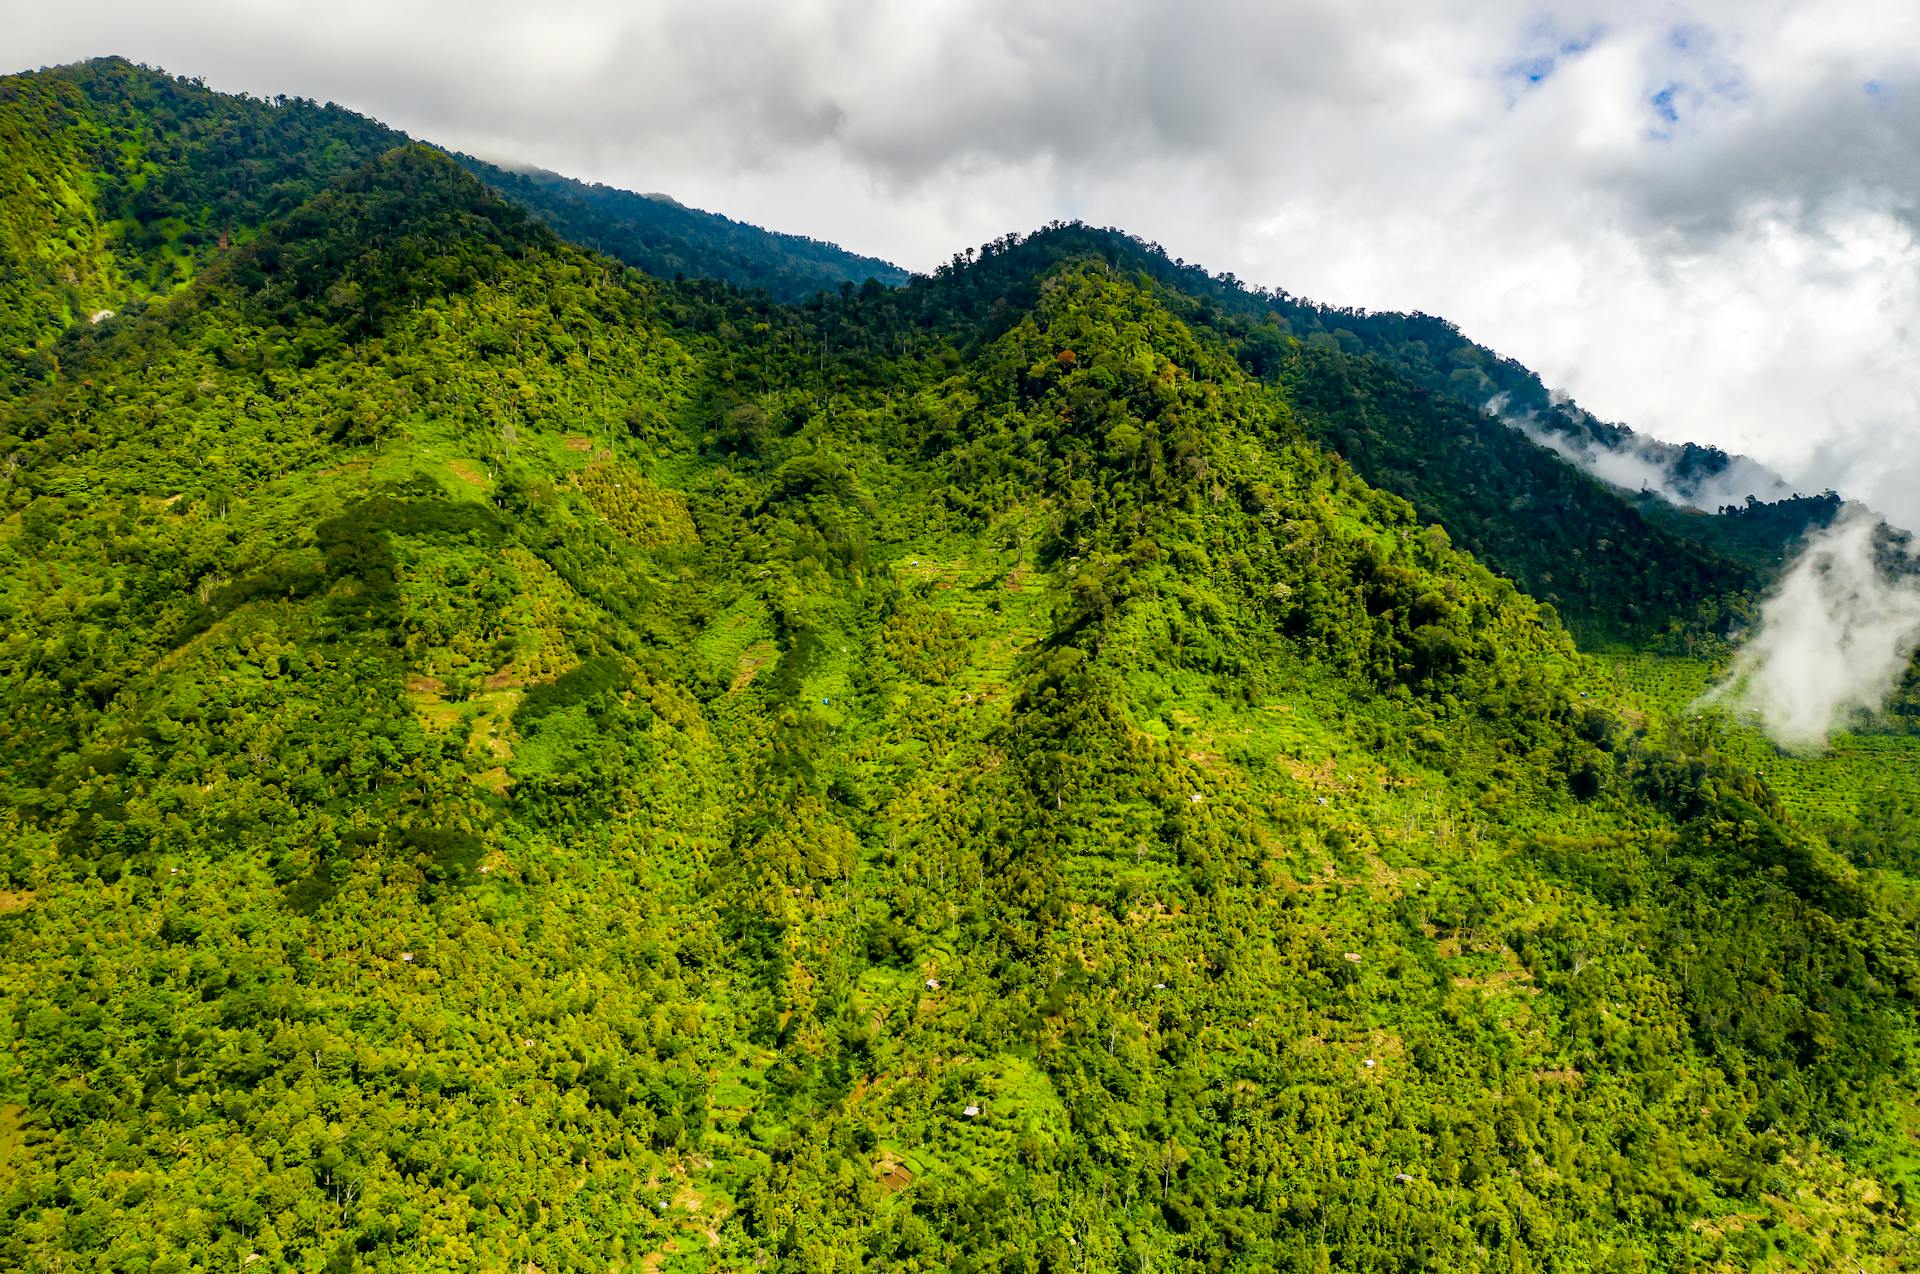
[[11, 0, 1919, 526]]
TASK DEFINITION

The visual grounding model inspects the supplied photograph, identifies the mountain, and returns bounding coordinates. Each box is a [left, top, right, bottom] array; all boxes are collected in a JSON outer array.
[[870, 226, 1775, 644], [1496, 400, 1847, 573], [0, 58, 1819, 641], [3, 127, 1920, 1273], [454, 156, 908, 300], [0, 57, 906, 388], [944, 223, 1838, 588], [0, 58, 404, 377], [1507, 405, 1797, 509]]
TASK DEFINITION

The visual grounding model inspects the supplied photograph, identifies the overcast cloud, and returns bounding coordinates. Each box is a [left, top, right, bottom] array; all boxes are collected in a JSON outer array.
[[8, 0, 1918, 526]]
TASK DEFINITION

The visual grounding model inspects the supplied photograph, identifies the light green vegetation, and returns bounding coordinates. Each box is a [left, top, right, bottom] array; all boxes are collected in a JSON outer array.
[[1611, 651, 1920, 865], [1, 64, 1917, 1274]]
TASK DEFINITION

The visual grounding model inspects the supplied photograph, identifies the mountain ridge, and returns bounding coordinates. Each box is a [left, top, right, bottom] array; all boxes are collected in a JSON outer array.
[[451, 153, 908, 300], [0, 56, 908, 379], [910, 221, 1845, 588], [0, 56, 1851, 604]]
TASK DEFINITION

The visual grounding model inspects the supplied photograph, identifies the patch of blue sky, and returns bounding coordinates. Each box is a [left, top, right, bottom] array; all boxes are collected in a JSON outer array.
[[1557, 30, 1601, 58], [1508, 54, 1556, 85], [1498, 23, 1605, 101], [1667, 24, 1705, 52], [1666, 22, 1747, 100], [1644, 22, 1752, 139]]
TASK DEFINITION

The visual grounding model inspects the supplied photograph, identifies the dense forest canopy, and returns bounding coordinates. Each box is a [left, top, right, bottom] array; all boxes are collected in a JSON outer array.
[[2, 59, 1919, 1274], [0, 55, 905, 389]]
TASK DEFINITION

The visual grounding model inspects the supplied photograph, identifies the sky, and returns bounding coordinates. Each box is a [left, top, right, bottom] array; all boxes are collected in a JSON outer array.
[[9, 0, 1919, 528]]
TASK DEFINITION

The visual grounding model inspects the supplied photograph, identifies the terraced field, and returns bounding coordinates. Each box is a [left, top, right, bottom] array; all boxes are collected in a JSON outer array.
[[1607, 650, 1920, 830]]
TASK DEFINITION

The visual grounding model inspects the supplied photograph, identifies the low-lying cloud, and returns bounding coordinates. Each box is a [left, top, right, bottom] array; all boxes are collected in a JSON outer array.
[[1504, 410, 1796, 511], [1701, 507, 1920, 750]]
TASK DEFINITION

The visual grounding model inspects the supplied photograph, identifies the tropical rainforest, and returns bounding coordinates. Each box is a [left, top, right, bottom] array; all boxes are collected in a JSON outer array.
[[2, 57, 1919, 1273]]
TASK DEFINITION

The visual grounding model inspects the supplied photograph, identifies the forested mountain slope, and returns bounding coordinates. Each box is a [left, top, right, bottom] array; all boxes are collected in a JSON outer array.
[[856, 229, 1760, 642], [3, 58, 1810, 644], [0, 58, 905, 388], [0, 57, 402, 383], [454, 157, 908, 301], [3, 145, 1918, 1272], [1002, 223, 1800, 513], [925, 225, 1832, 613], [1634, 489, 1845, 574]]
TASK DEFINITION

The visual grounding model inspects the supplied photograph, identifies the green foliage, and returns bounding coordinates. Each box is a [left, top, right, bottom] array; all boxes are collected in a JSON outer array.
[[1279, 343, 1753, 644], [889, 223, 1825, 644], [1636, 489, 1843, 573], [1, 80, 1917, 1274], [0, 57, 908, 393], [0, 57, 406, 387]]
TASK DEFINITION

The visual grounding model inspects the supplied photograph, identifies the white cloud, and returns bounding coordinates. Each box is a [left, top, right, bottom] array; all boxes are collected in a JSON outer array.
[[1502, 409, 1796, 510], [1701, 508, 1920, 750], [5, 0, 1918, 529]]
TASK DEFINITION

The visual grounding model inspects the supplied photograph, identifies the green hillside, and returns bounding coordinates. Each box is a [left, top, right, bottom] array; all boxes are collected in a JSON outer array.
[[864, 228, 1763, 643], [0, 58, 405, 379], [0, 58, 907, 392], [933, 224, 1835, 611], [1633, 491, 1843, 575], [0, 58, 1799, 644], [2, 140, 1918, 1273]]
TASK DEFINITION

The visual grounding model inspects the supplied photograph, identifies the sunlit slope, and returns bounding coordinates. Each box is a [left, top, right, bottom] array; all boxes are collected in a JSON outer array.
[[864, 228, 1765, 644], [0, 57, 404, 377], [0, 152, 1916, 1271], [1607, 652, 1920, 854], [3, 57, 1798, 648], [0, 57, 906, 392]]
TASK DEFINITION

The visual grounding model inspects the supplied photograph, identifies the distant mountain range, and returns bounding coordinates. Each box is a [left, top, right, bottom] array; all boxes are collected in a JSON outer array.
[[451, 156, 906, 300], [0, 57, 1835, 579]]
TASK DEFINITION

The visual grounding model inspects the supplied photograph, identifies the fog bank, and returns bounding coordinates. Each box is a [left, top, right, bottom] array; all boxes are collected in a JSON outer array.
[[1701, 508, 1920, 750]]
